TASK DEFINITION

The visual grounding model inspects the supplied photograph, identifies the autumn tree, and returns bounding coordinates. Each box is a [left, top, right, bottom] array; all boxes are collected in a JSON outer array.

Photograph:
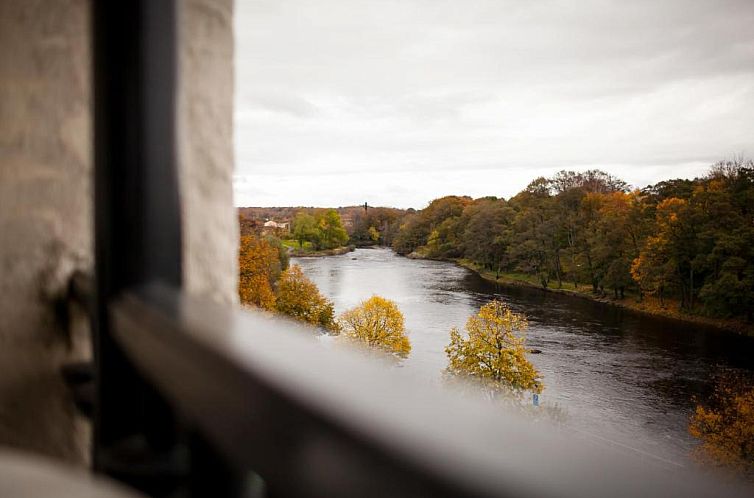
[[238, 213, 260, 236], [593, 191, 648, 298], [462, 198, 514, 278], [387, 159, 753, 320], [445, 300, 542, 397], [508, 185, 557, 288], [275, 265, 337, 331], [392, 196, 472, 256], [238, 234, 281, 310], [349, 206, 405, 246], [631, 197, 689, 306], [338, 296, 411, 358], [689, 373, 754, 478], [420, 196, 472, 258], [392, 212, 427, 255]]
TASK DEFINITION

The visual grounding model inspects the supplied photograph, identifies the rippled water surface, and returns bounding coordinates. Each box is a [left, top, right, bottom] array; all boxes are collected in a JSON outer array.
[[295, 247, 754, 467]]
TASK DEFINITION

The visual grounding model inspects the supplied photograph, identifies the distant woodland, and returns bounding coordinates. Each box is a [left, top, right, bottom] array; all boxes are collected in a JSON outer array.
[[239, 158, 754, 322]]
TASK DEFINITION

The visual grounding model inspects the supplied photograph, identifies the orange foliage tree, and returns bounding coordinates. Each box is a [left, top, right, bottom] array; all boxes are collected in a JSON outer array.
[[689, 373, 754, 478], [275, 265, 337, 331], [238, 234, 282, 310], [631, 197, 688, 306]]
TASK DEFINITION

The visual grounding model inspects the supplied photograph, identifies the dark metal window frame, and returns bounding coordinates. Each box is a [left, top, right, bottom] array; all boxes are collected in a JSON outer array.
[[90, 2, 751, 497]]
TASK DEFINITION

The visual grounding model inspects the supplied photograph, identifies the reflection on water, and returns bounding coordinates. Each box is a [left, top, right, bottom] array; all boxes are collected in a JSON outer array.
[[295, 248, 754, 468]]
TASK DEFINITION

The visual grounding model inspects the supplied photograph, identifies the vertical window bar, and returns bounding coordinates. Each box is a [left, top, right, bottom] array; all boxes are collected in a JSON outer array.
[[92, 0, 184, 494]]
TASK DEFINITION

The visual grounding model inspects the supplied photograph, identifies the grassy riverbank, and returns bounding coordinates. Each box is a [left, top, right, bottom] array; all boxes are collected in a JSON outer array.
[[455, 259, 754, 336], [284, 239, 354, 257]]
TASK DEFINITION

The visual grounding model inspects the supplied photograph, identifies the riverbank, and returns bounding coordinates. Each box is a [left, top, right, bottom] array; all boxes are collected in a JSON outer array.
[[288, 245, 354, 257], [452, 258, 754, 336]]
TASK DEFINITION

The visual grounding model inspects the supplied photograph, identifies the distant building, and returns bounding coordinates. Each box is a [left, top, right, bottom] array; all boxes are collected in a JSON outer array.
[[263, 220, 289, 230], [262, 219, 290, 236]]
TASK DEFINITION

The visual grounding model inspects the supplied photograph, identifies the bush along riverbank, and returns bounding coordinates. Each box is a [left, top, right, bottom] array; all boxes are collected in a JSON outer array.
[[453, 258, 754, 336]]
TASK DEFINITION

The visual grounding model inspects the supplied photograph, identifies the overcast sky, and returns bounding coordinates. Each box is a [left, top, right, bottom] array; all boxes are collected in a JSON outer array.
[[233, 0, 754, 208]]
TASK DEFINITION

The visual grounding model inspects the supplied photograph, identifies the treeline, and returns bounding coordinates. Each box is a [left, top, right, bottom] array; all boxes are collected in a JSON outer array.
[[291, 209, 349, 250], [238, 205, 407, 248], [285, 206, 407, 248], [392, 159, 754, 321], [346, 206, 407, 247]]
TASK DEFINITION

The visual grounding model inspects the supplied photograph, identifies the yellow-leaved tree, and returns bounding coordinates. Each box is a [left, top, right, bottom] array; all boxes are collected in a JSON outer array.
[[689, 373, 754, 478], [275, 265, 337, 332], [338, 296, 411, 358], [445, 300, 542, 397], [238, 234, 281, 310]]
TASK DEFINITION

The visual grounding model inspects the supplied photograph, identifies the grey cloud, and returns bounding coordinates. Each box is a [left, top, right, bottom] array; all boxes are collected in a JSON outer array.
[[237, 91, 319, 117], [234, 0, 754, 207]]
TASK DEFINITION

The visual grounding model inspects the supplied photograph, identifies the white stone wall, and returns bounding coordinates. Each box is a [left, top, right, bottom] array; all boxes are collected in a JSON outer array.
[[0, 0, 93, 464], [0, 0, 238, 464], [180, 0, 239, 305]]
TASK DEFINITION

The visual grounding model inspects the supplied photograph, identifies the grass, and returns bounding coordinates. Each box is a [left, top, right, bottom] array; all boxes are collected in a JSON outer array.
[[458, 259, 592, 294], [283, 239, 354, 257], [455, 259, 754, 336], [282, 239, 313, 251]]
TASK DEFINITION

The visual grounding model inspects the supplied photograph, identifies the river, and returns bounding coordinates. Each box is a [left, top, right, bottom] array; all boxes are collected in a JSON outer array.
[[294, 247, 754, 468]]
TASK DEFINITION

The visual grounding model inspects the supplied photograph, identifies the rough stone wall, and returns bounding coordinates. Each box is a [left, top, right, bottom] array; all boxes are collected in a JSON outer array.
[[179, 0, 239, 305], [0, 0, 238, 464], [0, 0, 93, 464]]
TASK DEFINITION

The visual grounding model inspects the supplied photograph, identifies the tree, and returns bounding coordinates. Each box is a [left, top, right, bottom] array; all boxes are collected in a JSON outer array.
[[275, 265, 337, 331], [349, 207, 405, 246], [445, 300, 542, 396], [689, 373, 754, 478], [338, 296, 411, 358], [265, 235, 290, 274], [631, 197, 689, 307], [694, 161, 754, 319], [462, 199, 514, 278], [392, 213, 427, 255], [292, 211, 318, 248], [508, 188, 556, 289], [238, 234, 281, 310], [387, 158, 754, 320], [316, 209, 349, 249]]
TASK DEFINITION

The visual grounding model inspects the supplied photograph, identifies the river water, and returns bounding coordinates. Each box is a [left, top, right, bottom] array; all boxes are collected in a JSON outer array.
[[294, 247, 754, 468]]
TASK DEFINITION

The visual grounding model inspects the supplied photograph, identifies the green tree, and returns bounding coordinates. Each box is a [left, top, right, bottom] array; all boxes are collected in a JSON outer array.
[[508, 184, 556, 288], [694, 161, 754, 319], [392, 213, 426, 254], [338, 296, 411, 358], [392, 196, 472, 256], [316, 209, 349, 249], [292, 211, 318, 248], [462, 199, 514, 278], [445, 300, 542, 396]]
